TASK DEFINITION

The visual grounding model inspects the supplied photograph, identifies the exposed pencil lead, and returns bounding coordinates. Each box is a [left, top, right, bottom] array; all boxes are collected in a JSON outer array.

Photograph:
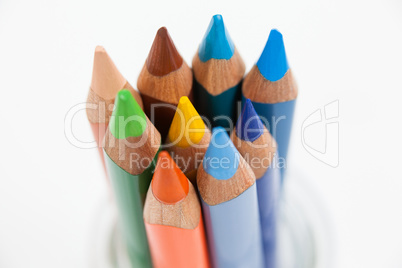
[[198, 14, 235, 62], [146, 27, 183, 76], [109, 89, 146, 139], [256, 29, 289, 82], [152, 151, 189, 204], [168, 96, 206, 148], [203, 127, 240, 180], [236, 99, 264, 142], [91, 46, 126, 99]]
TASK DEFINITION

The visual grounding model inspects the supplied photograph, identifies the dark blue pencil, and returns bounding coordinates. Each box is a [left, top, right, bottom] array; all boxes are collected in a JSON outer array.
[[231, 99, 281, 267]]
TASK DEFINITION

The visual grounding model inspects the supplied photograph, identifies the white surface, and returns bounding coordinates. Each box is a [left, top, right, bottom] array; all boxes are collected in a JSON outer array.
[[0, 0, 401, 267]]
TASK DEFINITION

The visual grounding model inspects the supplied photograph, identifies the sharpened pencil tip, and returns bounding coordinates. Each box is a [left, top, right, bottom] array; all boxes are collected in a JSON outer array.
[[198, 14, 235, 62], [146, 27, 183, 76], [203, 127, 240, 180], [152, 151, 189, 204], [91, 46, 126, 99], [95, 45, 106, 53], [236, 99, 265, 142], [109, 89, 146, 139], [256, 29, 289, 82], [157, 27, 168, 37], [168, 96, 205, 148]]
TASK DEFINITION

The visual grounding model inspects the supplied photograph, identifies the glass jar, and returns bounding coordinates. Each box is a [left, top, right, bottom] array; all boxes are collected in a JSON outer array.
[[89, 169, 335, 268]]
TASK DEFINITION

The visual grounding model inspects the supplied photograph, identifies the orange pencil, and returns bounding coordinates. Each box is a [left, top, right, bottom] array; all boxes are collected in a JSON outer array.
[[143, 151, 210, 268], [86, 46, 143, 172]]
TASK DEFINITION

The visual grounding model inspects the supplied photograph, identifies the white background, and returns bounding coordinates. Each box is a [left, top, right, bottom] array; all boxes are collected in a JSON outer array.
[[0, 0, 401, 267]]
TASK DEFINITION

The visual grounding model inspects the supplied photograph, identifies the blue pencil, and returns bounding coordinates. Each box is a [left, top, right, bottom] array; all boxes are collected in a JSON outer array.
[[197, 127, 264, 268], [193, 14, 245, 129], [242, 29, 298, 179], [230, 99, 281, 267]]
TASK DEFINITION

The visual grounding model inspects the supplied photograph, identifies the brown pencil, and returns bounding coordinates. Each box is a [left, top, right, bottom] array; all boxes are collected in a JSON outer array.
[[86, 46, 143, 173], [137, 27, 193, 139]]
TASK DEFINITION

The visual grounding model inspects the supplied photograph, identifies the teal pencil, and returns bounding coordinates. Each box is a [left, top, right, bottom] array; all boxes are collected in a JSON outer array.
[[192, 14, 245, 129]]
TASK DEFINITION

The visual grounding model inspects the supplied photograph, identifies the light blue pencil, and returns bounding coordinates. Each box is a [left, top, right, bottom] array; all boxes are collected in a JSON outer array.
[[197, 127, 264, 268]]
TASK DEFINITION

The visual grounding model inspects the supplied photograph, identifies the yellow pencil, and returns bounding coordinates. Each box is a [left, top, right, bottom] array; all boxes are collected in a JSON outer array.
[[166, 96, 211, 185]]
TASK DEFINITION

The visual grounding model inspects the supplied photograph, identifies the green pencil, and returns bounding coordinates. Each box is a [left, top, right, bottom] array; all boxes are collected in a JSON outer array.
[[103, 89, 161, 267]]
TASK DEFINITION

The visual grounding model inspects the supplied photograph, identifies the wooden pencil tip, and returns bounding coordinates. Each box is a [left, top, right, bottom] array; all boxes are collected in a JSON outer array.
[[146, 27, 183, 76], [152, 151, 189, 204], [168, 96, 205, 148], [91, 46, 126, 99]]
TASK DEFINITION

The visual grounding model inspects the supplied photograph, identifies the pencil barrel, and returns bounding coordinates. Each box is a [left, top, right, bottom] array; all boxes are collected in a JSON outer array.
[[256, 153, 281, 267], [185, 169, 198, 185], [141, 91, 194, 140], [242, 94, 296, 178], [145, 216, 210, 268], [194, 79, 241, 129], [201, 183, 265, 268], [104, 151, 155, 268], [140, 94, 177, 140]]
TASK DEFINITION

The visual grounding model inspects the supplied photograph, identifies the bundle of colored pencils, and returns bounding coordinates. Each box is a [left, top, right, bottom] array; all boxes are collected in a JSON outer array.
[[86, 14, 297, 268]]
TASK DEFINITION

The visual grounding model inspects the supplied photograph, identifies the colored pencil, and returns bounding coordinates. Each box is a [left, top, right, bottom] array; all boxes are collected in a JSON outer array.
[[86, 46, 143, 173], [230, 99, 281, 267], [192, 14, 245, 129], [166, 96, 211, 184], [137, 27, 193, 139], [103, 89, 161, 268], [242, 29, 297, 178], [197, 127, 264, 268], [144, 151, 210, 268]]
